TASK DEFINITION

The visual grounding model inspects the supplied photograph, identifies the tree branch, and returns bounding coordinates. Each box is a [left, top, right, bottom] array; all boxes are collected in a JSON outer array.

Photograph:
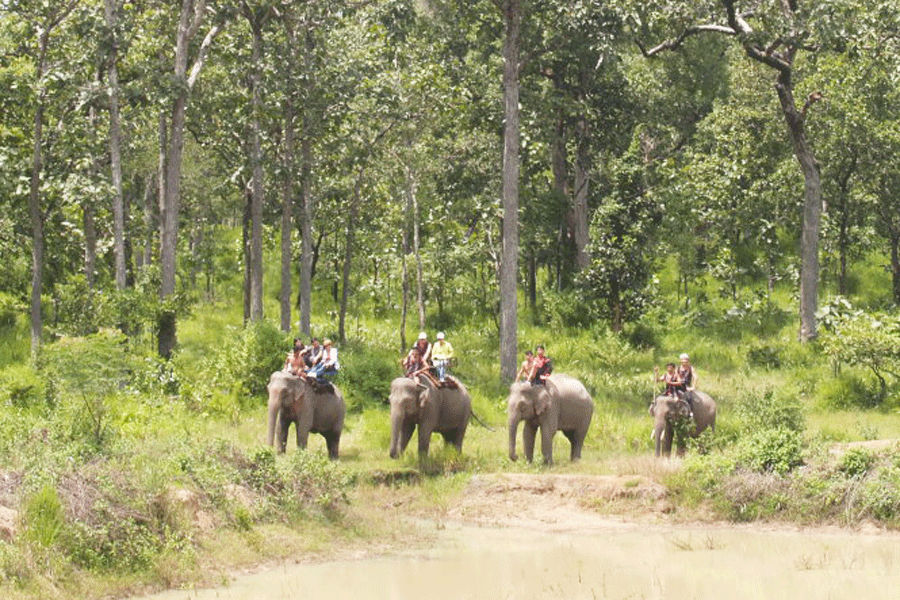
[[635, 24, 736, 57], [187, 23, 222, 90]]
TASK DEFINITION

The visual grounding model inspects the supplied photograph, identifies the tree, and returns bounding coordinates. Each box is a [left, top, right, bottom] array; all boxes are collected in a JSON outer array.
[[632, 0, 830, 341], [157, 0, 223, 358]]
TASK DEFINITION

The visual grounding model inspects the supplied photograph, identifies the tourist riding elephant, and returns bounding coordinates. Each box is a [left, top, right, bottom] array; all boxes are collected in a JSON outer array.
[[388, 375, 471, 459], [266, 370, 346, 459], [650, 390, 717, 458], [507, 373, 594, 465]]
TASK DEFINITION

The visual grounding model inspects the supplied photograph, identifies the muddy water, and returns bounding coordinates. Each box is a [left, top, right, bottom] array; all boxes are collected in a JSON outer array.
[[139, 522, 900, 600]]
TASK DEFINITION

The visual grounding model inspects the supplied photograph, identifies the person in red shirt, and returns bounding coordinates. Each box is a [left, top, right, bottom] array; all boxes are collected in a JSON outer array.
[[527, 345, 552, 385]]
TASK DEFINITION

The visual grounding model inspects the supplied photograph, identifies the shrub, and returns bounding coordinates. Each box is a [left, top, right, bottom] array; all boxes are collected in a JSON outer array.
[[735, 427, 804, 475], [281, 452, 353, 516], [23, 485, 64, 549], [817, 372, 880, 409], [0, 363, 45, 409], [207, 321, 289, 400], [839, 447, 875, 478], [337, 343, 397, 412], [734, 388, 804, 434]]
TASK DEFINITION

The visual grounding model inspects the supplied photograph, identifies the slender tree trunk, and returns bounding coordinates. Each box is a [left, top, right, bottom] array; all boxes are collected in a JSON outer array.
[[247, 17, 265, 322], [499, 0, 521, 382], [85, 109, 99, 293], [242, 189, 251, 324], [551, 111, 568, 291], [891, 230, 900, 306], [573, 116, 591, 272], [159, 0, 221, 358], [299, 133, 313, 337], [280, 98, 296, 333], [775, 71, 821, 342], [104, 0, 127, 290], [403, 159, 425, 330], [29, 36, 49, 358], [339, 169, 363, 343]]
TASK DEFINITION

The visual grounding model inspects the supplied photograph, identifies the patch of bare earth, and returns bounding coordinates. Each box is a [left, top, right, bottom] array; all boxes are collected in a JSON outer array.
[[445, 473, 672, 533]]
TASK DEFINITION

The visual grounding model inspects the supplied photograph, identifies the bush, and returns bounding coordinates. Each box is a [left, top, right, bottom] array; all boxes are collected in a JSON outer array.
[[817, 372, 880, 409], [207, 321, 289, 400], [734, 388, 804, 434], [23, 485, 64, 549], [735, 427, 804, 475], [337, 343, 397, 412], [839, 447, 875, 478], [0, 363, 45, 409]]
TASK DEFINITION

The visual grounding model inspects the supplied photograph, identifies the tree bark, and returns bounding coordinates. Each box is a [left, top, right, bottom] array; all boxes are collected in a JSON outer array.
[[339, 169, 364, 343], [247, 14, 265, 322], [774, 72, 821, 342], [103, 0, 127, 290], [158, 0, 221, 358], [573, 116, 591, 272], [280, 97, 296, 333], [499, 0, 521, 383]]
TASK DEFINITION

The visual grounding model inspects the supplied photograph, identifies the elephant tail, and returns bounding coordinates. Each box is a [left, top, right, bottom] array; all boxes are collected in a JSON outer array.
[[469, 408, 495, 431]]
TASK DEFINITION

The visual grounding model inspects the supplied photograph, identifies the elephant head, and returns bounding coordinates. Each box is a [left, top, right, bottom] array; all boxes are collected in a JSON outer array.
[[267, 371, 302, 447], [506, 381, 551, 461], [650, 395, 693, 457], [388, 377, 424, 459]]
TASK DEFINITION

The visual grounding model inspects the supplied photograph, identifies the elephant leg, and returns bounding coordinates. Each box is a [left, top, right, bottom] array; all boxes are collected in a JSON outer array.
[[540, 425, 555, 466], [323, 431, 341, 461], [522, 422, 538, 463], [278, 417, 290, 454], [561, 429, 584, 461], [400, 421, 416, 453], [296, 427, 309, 450], [417, 426, 432, 457], [440, 429, 463, 453]]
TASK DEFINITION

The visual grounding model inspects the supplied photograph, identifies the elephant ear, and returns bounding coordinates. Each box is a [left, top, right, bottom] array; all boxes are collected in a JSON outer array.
[[534, 387, 551, 416]]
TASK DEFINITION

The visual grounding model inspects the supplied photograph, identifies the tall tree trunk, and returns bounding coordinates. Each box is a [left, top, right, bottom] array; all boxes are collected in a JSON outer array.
[[573, 116, 591, 272], [403, 159, 425, 330], [339, 169, 363, 343], [280, 98, 296, 333], [103, 0, 127, 290], [890, 230, 900, 306], [774, 70, 821, 342], [299, 135, 313, 336], [242, 189, 251, 324], [28, 93, 47, 359], [85, 109, 99, 293], [247, 16, 265, 322], [158, 0, 221, 359], [551, 112, 568, 291], [499, 0, 521, 383]]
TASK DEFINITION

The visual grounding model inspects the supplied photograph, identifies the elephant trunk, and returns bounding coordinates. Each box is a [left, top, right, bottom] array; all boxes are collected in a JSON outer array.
[[508, 413, 520, 461], [654, 422, 665, 458], [389, 410, 402, 459], [267, 399, 278, 447]]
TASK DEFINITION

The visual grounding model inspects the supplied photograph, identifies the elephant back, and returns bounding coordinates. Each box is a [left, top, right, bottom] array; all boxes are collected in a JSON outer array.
[[546, 374, 592, 407]]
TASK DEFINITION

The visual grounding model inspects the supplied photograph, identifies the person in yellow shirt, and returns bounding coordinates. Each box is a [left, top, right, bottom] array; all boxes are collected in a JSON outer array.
[[430, 332, 455, 383]]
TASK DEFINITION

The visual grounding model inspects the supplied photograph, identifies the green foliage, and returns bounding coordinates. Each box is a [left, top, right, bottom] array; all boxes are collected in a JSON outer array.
[[23, 485, 64, 549], [821, 308, 900, 403], [839, 447, 875, 478], [0, 363, 45, 409], [734, 388, 804, 434], [735, 427, 804, 475], [338, 343, 397, 412], [282, 451, 353, 516], [207, 321, 290, 400], [817, 372, 880, 409]]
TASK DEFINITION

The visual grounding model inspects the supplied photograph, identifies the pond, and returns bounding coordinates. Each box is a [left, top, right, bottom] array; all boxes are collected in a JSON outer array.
[[136, 519, 900, 599]]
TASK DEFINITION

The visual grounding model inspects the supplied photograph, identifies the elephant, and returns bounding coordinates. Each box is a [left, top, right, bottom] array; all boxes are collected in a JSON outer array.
[[266, 370, 346, 459], [388, 375, 471, 459], [507, 373, 594, 465], [649, 390, 717, 458]]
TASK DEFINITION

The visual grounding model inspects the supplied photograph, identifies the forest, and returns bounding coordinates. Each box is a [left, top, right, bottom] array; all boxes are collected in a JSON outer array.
[[1, 1, 900, 598]]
